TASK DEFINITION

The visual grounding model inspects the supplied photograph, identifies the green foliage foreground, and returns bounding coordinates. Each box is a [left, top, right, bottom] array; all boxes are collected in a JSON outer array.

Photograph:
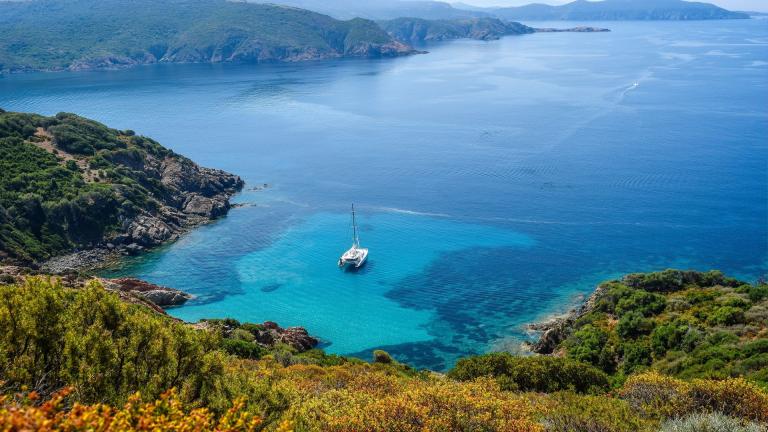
[[1, 272, 767, 431]]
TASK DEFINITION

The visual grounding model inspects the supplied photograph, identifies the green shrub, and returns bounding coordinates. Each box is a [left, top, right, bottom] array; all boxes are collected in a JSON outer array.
[[373, 350, 394, 364], [449, 353, 610, 394], [617, 311, 655, 339], [616, 290, 666, 317], [622, 341, 652, 374], [566, 324, 619, 373], [221, 338, 263, 360], [707, 306, 746, 326], [0, 277, 226, 406], [231, 328, 256, 342]]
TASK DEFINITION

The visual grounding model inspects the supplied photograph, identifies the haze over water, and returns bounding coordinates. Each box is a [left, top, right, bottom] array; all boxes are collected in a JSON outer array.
[[2, 20, 766, 370]]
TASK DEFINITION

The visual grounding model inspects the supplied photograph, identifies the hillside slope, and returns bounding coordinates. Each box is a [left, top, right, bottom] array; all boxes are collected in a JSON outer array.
[[0, 109, 243, 267], [0, 0, 415, 72]]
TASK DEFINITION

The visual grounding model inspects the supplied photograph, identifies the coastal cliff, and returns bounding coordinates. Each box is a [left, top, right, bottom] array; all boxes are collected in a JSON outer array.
[[0, 109, 244, 271]]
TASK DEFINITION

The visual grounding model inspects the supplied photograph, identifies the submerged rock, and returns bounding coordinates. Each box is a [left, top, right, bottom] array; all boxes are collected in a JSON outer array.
[[103, 277, 193, 307]]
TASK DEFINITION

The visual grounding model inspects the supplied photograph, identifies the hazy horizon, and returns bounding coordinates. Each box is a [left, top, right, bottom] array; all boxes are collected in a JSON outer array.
[[453, 0, 768, 12]]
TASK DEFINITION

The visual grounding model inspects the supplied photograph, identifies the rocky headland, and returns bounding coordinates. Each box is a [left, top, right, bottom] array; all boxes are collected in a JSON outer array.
[[0, 110, 244, 273], [40, 156, 245, 273]]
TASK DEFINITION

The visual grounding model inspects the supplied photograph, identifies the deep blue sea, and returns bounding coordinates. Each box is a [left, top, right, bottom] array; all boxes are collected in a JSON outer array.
[[1, 20, 766, 370]]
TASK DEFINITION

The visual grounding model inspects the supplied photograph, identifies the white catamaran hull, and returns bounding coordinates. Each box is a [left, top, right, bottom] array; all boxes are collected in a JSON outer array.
[[338, 247, 368, 269]]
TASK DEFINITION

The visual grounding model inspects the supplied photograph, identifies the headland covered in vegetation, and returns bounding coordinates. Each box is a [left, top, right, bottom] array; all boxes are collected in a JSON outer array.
[[0, 0, 415, 73], [0, 111, 766, 430], [0, 109, 243, 271]]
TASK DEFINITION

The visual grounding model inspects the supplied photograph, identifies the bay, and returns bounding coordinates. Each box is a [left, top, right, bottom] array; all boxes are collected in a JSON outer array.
[[1, 20, 766, 370]]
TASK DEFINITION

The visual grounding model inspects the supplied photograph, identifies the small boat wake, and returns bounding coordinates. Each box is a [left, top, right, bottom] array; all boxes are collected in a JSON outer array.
[[621, 81, 640, 97]]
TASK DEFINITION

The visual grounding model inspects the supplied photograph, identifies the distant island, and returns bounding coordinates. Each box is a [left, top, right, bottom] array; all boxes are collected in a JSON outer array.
[[380, 17, 535, 43], [380, 17, 609, 44], [252, 0, 750, 21], [479, 0, 750, 21], [0, 0, 415, 73]]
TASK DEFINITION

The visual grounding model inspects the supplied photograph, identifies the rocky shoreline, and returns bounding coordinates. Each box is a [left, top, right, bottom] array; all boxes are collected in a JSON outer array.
[[40, 160, 244, 274], [525, 283, 610, 355]]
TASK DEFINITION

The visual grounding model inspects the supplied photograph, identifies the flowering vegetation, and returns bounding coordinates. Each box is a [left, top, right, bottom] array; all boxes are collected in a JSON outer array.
[[0, 387, 263, 431], [1, 272, 767, 431]]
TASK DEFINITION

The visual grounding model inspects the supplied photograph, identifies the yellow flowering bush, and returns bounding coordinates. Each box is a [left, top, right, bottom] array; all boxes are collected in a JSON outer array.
[[0, 388, 262, 432], [620, 372, 768, 422], [270, 364, 542, 431]]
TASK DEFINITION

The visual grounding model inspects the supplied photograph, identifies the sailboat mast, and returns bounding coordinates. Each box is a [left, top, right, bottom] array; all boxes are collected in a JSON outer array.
[[352, 204, 359, 247]]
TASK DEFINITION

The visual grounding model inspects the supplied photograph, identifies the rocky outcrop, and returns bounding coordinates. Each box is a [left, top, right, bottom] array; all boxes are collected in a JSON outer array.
[[116, 158, 244, 250], [37, 134, 243, 273], [203, 319, 319, 353], [527, 283, 609, 355], [102, 278, 193, 307], [262, 321, 319, 352]]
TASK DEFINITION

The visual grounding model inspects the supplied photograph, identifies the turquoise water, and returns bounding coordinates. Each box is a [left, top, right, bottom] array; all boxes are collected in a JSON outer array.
[[1, 20, 766, 370]]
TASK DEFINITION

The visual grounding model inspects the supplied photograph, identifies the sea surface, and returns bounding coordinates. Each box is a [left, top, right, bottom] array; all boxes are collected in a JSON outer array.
[[1, 20, 766, 370]]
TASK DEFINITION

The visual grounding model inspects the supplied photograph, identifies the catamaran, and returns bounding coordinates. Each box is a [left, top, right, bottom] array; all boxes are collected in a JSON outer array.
[[338, 204, 368, 269]]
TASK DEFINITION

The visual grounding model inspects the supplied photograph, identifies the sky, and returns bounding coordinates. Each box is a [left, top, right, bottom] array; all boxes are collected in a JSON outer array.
[[454, 0, 768, 12]]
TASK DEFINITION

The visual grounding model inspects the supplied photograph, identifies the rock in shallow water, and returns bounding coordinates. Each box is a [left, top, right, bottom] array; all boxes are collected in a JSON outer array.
[[103, 277, 193, 307]]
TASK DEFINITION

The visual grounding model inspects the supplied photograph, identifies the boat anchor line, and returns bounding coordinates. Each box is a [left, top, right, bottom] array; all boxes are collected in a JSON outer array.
[[338, 203, 369, 269]]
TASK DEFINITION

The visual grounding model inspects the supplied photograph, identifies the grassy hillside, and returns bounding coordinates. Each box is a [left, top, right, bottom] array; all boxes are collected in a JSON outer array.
[[1, 272, 767, 431], [0, 0, 413, 72], [0, 109, 242, 265]]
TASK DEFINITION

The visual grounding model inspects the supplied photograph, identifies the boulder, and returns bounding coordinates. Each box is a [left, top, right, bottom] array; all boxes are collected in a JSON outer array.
[[103, 277, 193, 307]]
